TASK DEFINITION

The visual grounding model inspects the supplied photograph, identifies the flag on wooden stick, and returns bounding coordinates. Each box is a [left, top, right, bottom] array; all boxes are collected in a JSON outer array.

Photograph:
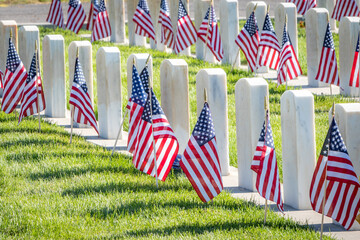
[[332, 0, 360, 21], [0, 69, 3, 88], [91, 0, 111, 42], [197, 4, 224, 62], [2, 38, 27, 114], [133, 0, 156, 41], [69, 57, 98, 134], [18, 53, 46, 124], [86, 0, 98, 30], [46, 0, 65, 29], [235, 11, 259, 72], [349, 35, 359, 88], [181, 102, 223, 203], [174, 0, 197, 54], [310, 117, 360, 230], [315, 23, 340, 86], [286, 0, 317, 15], [66, 0, 86, 34], [158, 0, 175, 49]]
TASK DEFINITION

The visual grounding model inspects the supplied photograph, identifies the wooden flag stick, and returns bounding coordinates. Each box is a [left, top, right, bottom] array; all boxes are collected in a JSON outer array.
[[149, 76, 159, 188], [35, 40, 41, 132], [203, 0, 213, 63], [110, 108, 129, 160], [263, 95, 269, 225], [70, 48, 79, 144]]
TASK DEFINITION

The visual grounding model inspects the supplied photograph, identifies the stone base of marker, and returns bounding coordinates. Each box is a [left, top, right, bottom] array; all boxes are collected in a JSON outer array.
[[235, 77, 268, 191], [305, 8, 329, 87], [0, 20, 17, 73], [196, 69, 230, 176], [43, 35, 66, 118], [281, 90, 316, 210], [108, 0, 126, 43], [127, 0, 146, 46], [18, 26, 39, 72], [69, 41, 93, 128], [96, 47, 122, 139], [339, 17, 360, 97], [126, 53, 153, 100], [160, 59, 190, 153]]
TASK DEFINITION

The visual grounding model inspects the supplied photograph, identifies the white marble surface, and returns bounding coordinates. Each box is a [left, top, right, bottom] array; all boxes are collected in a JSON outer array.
[[317, 0, 337, 31], [108, 0, 126, 43], [0, 20, 17, 73], [18, 25, 39, 71]]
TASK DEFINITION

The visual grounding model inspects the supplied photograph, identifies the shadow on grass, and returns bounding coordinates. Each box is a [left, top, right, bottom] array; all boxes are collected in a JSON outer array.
[[0, 138, 70, 150]]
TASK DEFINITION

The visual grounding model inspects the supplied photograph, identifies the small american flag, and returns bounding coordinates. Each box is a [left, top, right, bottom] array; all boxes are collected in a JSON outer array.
[[235, 12, 260, 72], [86, 0, 98, 30], [286, 0, 317, 15], [127, 65, 148, 153], [46, 0, 65, 29], [133, 0, 156, 41], [315, 23, 339, 86], [349, 35, 359, 88], [197, 5, 224, 62], [91, 0, 111, 42], [69, 58, 98, 134], [332, 0, 360, 21], [2, 38, 27, 114], [310, 118, 360, 230], [257, 13, 280, 70], [18, 53, 46, 124], [251, 110, 283, 212], [0, 69, 3, 88], [180, 102, 223, 203], [277, 23, 302, 85], [132, 90, 179, 182], [158, 0, 175, 49], [174, 0, 197, 54], [66, 0, 86, 34]]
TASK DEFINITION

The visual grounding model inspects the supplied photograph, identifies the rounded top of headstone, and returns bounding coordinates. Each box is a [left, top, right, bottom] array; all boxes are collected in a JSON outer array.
[[161, 59, 187, 67], [336, 103, 360, 113], [43, 35, 64, 41], [0, 20, 17, 26], [277, 2, 297, 9], [281, 89, 313, 99], [19, 25, 39, 32], [339, 16, 360, 24], [69, 41, 92, 48], [236, 77, 268, 87], [306, 7, 329, 15], [197, 68, 226, 77]]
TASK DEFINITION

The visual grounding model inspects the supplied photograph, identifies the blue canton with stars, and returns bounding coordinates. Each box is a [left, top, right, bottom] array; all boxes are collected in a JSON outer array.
[[203, 5, 217, 26], [138, 0, 150, 14], [244, 12, 259, 37], [73, 58, 88, 93], [192, 102, 216, 147], [329, 118, 348, 154], [140, 66, 150, 94], [131, 65, 147, 107], [98, 0, 106, 12], [323, 23, 335, 50], [26, 53, 38, 84], [281, 23, 292, 48], [6, 38, 22, 73], [141, 90, 164, 123], [69, 0, 80, 8], [263, 13, 275, 33], [264, 111, 275, 149], [257, 121, 266, 142], [178, 0, 189, 20], [160, 0, 170, 13], [320, 126, 331, 157]]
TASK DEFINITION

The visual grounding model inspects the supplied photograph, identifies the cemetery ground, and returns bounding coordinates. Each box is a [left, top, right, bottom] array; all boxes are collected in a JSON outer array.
[[0, 24, 355, 239]]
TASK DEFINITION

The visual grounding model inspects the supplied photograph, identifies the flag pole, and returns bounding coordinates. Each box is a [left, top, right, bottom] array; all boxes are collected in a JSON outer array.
[[263, 95, 269, 225], [149, 65, 159, 188], [35, 40, 41, 132], [203, 0, 212, 63], [285, 14, 288, 91], [320, 102, 334, 240], [70, 48, 79, 144], [327, 15, 333, 97], [10, 29, 17, 120]]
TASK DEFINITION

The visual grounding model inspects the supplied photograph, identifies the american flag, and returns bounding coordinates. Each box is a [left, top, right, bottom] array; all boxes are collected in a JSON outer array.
[[277, 23, 302, 85], [180, 102, 223, 203], [257, 13, 280, 70], [91, 0, 111, 42], [235, 12, 260, 72], [251, 110, 283, 212], [174, 0, 197, 54], [2, 38, 27, 114], [286, 0, 317, 15], [86, 0, 98, 30], [69, 57, 99, 134], [127, 65, 148, 153], [332, 0, 360, 21], [349, 35, 359, 88], [132, 90, 179, 182], [66, 0, 86, 34], [197, 5, 224, 62], [315, 23, 339, 86], [46, 0, 64, 29], [133, 0, 156, 41], [0, 69, 3, 88], [310, 118, 360, 230], [158, 0, 175, 49], [18, 53, 46, 124]]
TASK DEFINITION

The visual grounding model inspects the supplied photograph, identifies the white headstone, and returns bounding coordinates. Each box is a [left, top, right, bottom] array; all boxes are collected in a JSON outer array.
[[0, 20, 17, 73], [317, 0, 337, 31], [160, 59, 190, 153], [42, 35, 66, 118], [331, 103, 360, 230], [96, 47, 122, 139], [235, 77, 268, 191], [126, 53, 153, 100], [281, 90, 316, 210], [127, 0, 146, 46], [305, 8, 329, 87], [196, 69, 230, 176], [148, 0, 161, 50], [108, 0, 126, 43], [18, 26, 39, 72], [220, 0, 240, 67], [339, 17, 360, 97], [275, 3, 298, 57]]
